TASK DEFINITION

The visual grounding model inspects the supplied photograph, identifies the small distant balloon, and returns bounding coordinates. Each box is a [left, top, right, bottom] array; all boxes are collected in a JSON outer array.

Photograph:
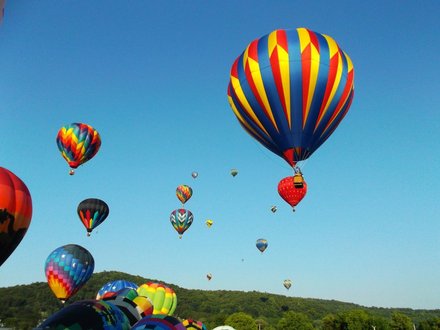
[[256, 238, 268, 253], [206, 273, 212, 281], [176, 185, 193, 205], [191, 172, 198, 179], [283, 279, 292, 290], [271, 206, 277, 213], [230, 169, 238, 177], [205, 219, 213, 228]]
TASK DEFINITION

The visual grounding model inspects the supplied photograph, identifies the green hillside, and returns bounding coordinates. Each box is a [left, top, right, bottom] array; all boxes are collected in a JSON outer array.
[[0, 271, 439, 329]]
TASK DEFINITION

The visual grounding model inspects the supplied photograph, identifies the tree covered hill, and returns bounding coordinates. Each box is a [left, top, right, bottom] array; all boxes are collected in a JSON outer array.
[[0, 270, 439, 329]]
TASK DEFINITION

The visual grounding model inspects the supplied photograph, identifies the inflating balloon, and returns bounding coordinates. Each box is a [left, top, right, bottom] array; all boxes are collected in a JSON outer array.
[[45, 244, 94, 303], [170, 209, 193, 238], [56, 123, 101, 175], [182, 319, 208, 330], [278, 176, 307, 211], [36, 299, 130, 330], [137, 282, 177, 316], [96, 279, 139, 300], [227, 27, 354, 168], [77, 198, 109, 236], [131, 314, 186, 330], [256, 238, 268, 253], [283, 279, 292, 290], [176, 185, 193, 205], [103, 288, 153, 326], [0, 167, 32, 267]]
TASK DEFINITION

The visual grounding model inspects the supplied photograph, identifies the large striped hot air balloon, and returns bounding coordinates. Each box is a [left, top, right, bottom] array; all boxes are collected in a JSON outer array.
[[77, 198, 110, 236], [0, 167, 32, 267], [170, 209, 193, 238], [56, 123, 101, 175]]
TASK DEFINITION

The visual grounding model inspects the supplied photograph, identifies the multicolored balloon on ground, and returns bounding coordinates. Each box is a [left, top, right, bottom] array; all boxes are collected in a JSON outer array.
[[256, 238, 268, 253], [283, 279, 292, 290], [96, 279, 139, 300], [77, 198, 110, 236], [170, 209, 193, 238], [36, 299, 130, 330], [103, 288, 153, 326], [278, 176, 307, 210], [56, 122, 101, 175], [45, 244, 94, 303], [131, 314, 186, 330], [137, 282, 177, 315], [176, 185, 193, 205], [182, 319, 208, 330], [0, 167, 32, 267], [227, 27, 354, 168]]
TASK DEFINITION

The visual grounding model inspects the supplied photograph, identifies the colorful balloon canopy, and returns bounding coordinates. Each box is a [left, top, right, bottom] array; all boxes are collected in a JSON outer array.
[[137, 282, 177, 316], [36, 299, 130, 330], [205, 219, 213, 228], [45, 244, 94, 303], [227, 27, 354, 168], [176, 185, 193, 205], [103, 288, 153, 326], [170, 208, 193, 238], [0, 167, 32, 267], [77, 198, 109, 236], [131, 314, 186, 330], [56, 122, 101, 174], [278, 176, 307, 210], [283, 279, 292, 290], [230, 169, 238, 177], [256, 238, 268, 253], [96, 279, 139, 300], [182, 319, 208, 330]]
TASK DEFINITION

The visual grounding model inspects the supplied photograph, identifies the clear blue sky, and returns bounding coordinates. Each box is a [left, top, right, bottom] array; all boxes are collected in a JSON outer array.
[[1, 0, 440, 310]]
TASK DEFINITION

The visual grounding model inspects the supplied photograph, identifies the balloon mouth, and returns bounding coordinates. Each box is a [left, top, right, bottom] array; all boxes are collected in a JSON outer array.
[[68, 162, 80, 169]]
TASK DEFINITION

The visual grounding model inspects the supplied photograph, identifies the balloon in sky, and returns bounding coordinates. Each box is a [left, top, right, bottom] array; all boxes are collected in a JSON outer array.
[[56, 122, 101, 175], [227, 27, 354, 167], [0, 167, 32, 267], [230, 169, 238, 177], [283, 279, 292, 290], [176, 185, 193, 205], [206, 273, 212, 281], [205, 219, 213, 228], [256, 238, 268, 253], [182, 319, 208, 330], [131, 314, 186, 330], [170, 208, 193, 238], [77, 198, 110, 236], [103, 288, 153, 326], [36, 299, 130, 330], [137, 282, 177, 316], [96, 279, 139, 300], [191, 171, 198, 179], [45, 244, 94, 303], [278, 176, 307, 210], [271, 205, 277, 213]]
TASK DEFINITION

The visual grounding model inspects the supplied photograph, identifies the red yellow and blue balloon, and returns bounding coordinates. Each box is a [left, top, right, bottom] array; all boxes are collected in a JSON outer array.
[[77, 198, 110, 236], [176, 185, 192, 205], [56, 123, 101, 175], [45, 244, 94, 303]]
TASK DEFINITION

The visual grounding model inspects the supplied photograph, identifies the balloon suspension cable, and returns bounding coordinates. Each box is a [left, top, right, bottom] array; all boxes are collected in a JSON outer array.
[[69, 169, 75, 175]]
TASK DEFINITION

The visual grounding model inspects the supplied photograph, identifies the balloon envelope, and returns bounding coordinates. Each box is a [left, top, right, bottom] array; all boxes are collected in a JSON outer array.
[[56, 122, 101, 172], [170, 209, 193, 238], [182, 319, 208, 330], [176, 185, 193, 204], [45, 244, 94, 303], [230, 169, 238, 177], [256, 238, 268, 253], [278, 176, 307, 209], [96, 279, 139, 300], [77, 198, 109, 235], [191, 172, 198, 179], [0, 167, 32, 267], [137, 282, 177, 315], [205, 219, 213, 228], [227, 28, 355, 167], [131, 314, 186, 330], [36, 299, 130, 330], [284, 279, 292, 290]]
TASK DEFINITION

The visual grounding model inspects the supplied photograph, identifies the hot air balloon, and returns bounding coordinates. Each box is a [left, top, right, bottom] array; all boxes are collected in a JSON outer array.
[[278, 175, 307, 211], [36, 300, 130, 330], [230, 169, 238, 177], [103, 288, 153, 326], [271, 205, 277, 213], [45, 244, 94, 303], [131, 314, 186, 330], [96, 279, 139, 300], [56, 123, 101, 175], [0, 167, 32, 267], [205, 219, 213, 228], [137, 282, 177, 316], [256, 238, 268, 253], [176, 185, 193, 205], [182, 319, 208, 330], [191, 172, 198, 179], [77, 198, 109, 236], [206, 273, 212, 281], [227, 27, 354, 168], [283, 279, 292, 290], [170, 209, 193, 238]]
